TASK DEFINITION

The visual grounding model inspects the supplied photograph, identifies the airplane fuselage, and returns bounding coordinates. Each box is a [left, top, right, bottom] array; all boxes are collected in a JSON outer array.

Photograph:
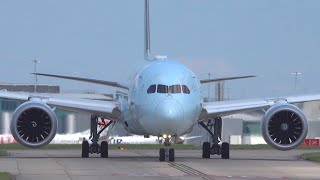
[[120, 59, 202, 137]]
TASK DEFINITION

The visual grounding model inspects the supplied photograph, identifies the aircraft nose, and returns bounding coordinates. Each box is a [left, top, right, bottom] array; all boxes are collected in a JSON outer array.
[[154, 99, 184, 133]]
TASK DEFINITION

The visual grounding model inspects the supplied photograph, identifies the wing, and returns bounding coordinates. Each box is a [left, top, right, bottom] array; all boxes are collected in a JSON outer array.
[[0, 91, 121, 119], [32, 73, 129, 90], [200, 94, 320, 121], [200, 75, 255, 84]]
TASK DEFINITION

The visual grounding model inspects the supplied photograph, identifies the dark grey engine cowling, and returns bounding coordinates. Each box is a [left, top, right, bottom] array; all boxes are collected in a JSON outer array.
[[261, 103, 308, 151], [10, 101, 58, 148]]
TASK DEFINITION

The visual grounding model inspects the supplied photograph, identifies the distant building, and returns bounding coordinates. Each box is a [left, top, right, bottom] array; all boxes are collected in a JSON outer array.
[[0, 84, 59, 93], [0, 83, 110, 135]]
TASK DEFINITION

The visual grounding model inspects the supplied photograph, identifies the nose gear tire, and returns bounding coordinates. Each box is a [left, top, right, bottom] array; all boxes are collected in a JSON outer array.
[[169, 149, 175, 162], [159, 148, 165, 162]]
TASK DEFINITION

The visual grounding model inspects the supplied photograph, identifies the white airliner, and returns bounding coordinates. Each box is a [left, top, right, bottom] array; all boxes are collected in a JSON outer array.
[[0, 134, 16, 144], [0, 0, 320, 162], [107, 135, 200, 145], [0, 132, 200, 145]]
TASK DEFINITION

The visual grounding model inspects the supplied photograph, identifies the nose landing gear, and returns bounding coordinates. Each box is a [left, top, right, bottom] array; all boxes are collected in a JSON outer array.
[[159, 136, 175, 162], [199, 117, 230, 159]]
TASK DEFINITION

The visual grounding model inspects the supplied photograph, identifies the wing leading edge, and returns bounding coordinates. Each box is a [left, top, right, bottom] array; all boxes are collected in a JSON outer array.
[[0, 91, 121, 119], [201, 94, 320, 121], [200, 75, 256, 84], [32, 73, 129, 90]]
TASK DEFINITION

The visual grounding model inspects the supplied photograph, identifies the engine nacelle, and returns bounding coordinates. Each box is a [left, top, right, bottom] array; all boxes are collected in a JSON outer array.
[[261, 103, 308, 151], [10, 101, 58, 148]]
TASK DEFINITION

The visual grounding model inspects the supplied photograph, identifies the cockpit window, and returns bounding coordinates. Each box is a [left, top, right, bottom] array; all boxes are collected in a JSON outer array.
[[147, 85, 156, 94], [149, 84, 189, 94], [169, 85, 181, 94], [157, 84, 168, 93], [182, 85, 190, 94]]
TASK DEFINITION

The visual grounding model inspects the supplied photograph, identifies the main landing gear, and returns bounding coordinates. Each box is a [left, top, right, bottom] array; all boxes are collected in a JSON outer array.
[[199, 117, 230, 159], [81, 115, 113, 158], [159, 135, 175, 162]]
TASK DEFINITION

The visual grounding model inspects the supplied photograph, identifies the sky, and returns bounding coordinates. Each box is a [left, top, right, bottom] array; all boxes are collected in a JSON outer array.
[[0, 0, 319, 99]]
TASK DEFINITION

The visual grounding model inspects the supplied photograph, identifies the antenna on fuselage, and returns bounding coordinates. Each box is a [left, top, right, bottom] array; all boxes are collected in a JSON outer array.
[[144, 0, 151, 61]]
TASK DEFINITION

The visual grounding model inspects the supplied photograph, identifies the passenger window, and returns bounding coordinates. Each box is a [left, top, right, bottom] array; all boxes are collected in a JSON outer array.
[[169, 85, 181, 94], [147, 85, 156, 94], [182, 85, 190, 94], [157, 84, 168, 93]]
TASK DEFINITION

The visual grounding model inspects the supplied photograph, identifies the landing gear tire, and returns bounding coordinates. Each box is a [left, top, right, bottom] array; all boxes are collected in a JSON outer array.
[[202, 142, 210, 159], [169, 149, 175, 162], [199, 117, 230, 160], [159, 148, 165, 162], [81, 140, 89, 158], [101, 141, 109, 158], [82, 116, 113, 158], [221, 142, 229, 159]]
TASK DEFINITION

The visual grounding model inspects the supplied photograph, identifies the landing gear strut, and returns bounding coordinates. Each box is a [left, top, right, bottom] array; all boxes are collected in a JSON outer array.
[[159, 136, 175, 162], [199, 117, 229, 159], [81, 115, 113, 158]]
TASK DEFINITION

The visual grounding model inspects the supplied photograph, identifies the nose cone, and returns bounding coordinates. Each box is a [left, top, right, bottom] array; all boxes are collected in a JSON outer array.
[[155, 99, 184, 124], [151, 98, 188, 135]]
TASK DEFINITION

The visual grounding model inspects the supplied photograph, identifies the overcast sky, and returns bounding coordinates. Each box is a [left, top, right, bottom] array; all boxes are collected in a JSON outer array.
[[0, 0, 319, 99]]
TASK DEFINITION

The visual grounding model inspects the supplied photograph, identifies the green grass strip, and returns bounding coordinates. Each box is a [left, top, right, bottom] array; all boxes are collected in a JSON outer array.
[[0, 149, 7, 157], [0, 144, 199, 150], [0, 172, 12, 180], [1, 143, 320, 151], [300, 152, 320, 162]]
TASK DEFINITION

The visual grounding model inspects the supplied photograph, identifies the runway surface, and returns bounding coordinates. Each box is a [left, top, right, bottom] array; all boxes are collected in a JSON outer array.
[[0, 148, 319, 180]]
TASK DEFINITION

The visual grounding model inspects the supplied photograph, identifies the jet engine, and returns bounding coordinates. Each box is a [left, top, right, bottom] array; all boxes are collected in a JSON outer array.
[[261, 103, 308, 151], [10, 101, 58, 148]]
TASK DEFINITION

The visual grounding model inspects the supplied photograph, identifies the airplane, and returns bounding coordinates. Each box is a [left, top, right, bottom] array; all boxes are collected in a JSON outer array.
[[0, 134, 16, 144], [0, 133, 85, 145], [0, 132, 200, 145], [0, 0, 320, 162], [107, 135, 201, 145]]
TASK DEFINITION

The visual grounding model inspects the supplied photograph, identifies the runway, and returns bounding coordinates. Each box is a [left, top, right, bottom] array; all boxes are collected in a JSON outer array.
[[0, 149, 319, 180]]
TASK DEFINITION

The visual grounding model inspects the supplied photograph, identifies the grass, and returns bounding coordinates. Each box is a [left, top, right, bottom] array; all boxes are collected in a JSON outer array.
[[0, 172, 12, 180], [230, 144, 320, 150], [0, 149, 7, 156], [0, 144, 81, 150], [300, 152, 320, 162], [0, 144, 200, 150]]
